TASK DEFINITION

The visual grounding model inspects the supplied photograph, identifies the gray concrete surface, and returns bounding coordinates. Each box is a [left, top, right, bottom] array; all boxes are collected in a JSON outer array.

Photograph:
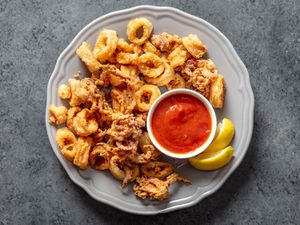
[[0, 0, 299, 224]]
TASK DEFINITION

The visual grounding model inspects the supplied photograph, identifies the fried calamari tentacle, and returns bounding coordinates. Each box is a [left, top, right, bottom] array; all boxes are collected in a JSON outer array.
[[186, 71, 211, 99], [133, 173, 191, 200], [91, 95, 117, 122], [166, 173, 192, 184], [128, 148, 152, 164], [110, 87, 136, 114], [107, 114, 145, 142], [181, 59, 218, 99], [120, 65, 144, 91], [133, 176, 169, 200], [135, 111, 148, 124], [141, 161, 174, 179], [115, 136, 140, 152], [181, 58, 217, 80], [151, 32, 182, 53], [186, 68, 218, 99], [122, 164, 140, 188], [101, 64, 130, 86]]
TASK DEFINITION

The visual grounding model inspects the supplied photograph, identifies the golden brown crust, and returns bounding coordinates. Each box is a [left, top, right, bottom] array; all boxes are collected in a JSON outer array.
[[48, 104, 68, 125], [76, 42, 101, 76], [49, 17, 227, 200], [209, 75, 226, 109]]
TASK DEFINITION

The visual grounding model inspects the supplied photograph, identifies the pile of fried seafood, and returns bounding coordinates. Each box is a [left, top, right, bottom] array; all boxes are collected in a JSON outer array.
[[48, 17, 226, 200]]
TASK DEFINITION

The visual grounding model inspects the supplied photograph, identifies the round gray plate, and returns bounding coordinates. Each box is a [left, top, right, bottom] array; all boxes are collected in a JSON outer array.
[[45, 5, 254, 215]]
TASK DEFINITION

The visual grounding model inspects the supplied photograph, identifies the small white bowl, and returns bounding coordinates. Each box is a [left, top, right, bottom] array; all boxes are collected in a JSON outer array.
[[147, 89, 217, 159]]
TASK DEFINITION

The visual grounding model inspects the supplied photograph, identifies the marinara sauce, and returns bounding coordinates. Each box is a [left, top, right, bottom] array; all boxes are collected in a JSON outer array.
[[151, 94, 212, 154]]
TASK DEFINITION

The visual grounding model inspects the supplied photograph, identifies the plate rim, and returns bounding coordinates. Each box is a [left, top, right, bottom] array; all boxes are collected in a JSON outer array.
[[45, 5, 255, 215]]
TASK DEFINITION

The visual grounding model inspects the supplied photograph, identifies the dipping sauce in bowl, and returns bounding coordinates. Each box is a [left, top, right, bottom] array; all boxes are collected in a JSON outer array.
[[147, 89, 217, 159]]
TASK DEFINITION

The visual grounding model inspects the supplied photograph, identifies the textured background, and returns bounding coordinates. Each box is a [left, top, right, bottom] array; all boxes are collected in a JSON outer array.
[[0, 0, 299, 224]]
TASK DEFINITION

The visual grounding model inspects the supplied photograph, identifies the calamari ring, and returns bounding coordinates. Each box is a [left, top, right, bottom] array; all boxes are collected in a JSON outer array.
[[48, 104, 68, 125], [61, 144, 77, 162], [182, 34, 207, 59], [166, 74, 186, 90], [76, 41, 101, 76], [93, 29, 118, 63], [73, 137, 93, 170], [58, 84, 71, 100], [127, 18, 153, 45], [89, 145, 110, 170], [144, 63, 175, 86], [135, 85, 161, 112], [66, 107, 81, 133], [55, 127, 77, 161], [138, 53, 164, 78], [73, 108, 98, 136], [141, 161, 174, 179], [68, 79, 81, 107], [109, 156, 126, 180]]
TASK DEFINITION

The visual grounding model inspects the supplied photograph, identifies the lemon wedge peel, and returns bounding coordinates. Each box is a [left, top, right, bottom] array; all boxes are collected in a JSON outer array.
[[188, 146, 234, 171], [204, 118, 235, 154]]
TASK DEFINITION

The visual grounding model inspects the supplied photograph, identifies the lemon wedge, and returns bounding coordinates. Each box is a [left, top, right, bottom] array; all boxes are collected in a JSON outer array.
[[204, 118, 235, 154], [188, 146, 234, 171]]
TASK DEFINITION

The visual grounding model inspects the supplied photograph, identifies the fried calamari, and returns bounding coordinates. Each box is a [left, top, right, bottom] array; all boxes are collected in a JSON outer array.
[[49, 17, 230, 201]]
